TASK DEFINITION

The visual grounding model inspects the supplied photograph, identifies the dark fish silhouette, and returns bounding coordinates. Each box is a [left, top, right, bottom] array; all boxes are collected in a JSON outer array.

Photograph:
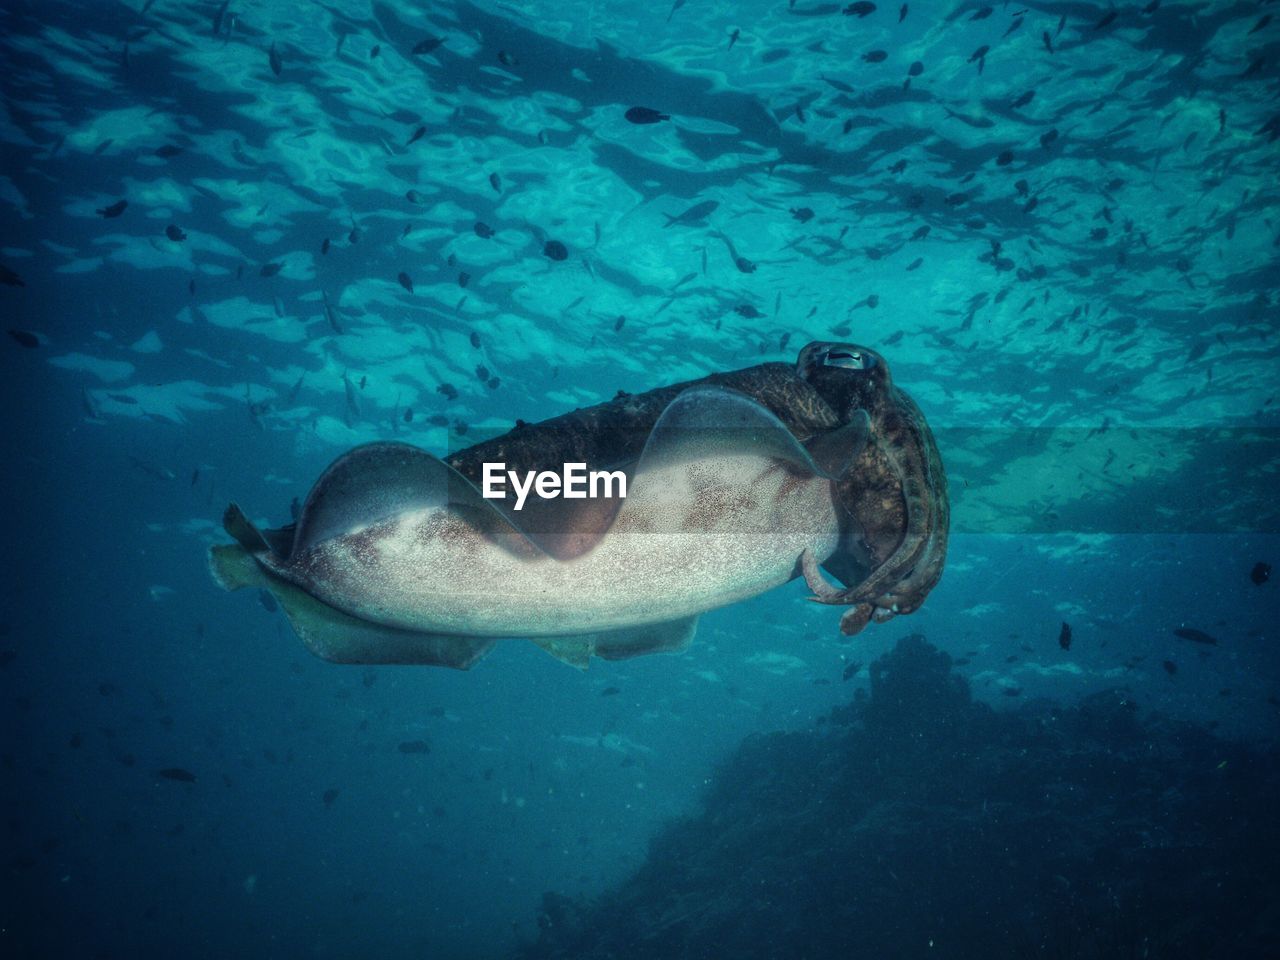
[[1162, 659, 1177, 675], [8, 329, 39, 348], [398, 272, 414, 293], [323, 788, 339, 807], [663, 199, 718, 227], [1058, 621, 1072, 651], [97, 199, 128, 218], [843, 2, 876, 16], [625, 106, 669, 124], [544, 240, 568, 260], [398, 740, 430, 754], [407, 125, 426, 145], [601, 686, 621, 696], [1094, 10, 1117, 30], [154, 144, 183, 158], [412, 36, 444, 56], [842, 660, 861, 681], [474, 222, 495, 238], [862, 50, 887, 63], [1173, 627, 1218, 646], [165, 224, 186, 241], [0, 264, 25, 286], [269, 42, 282, 76], [158, 768, 196, 782], [1251, 562, 1271, 585], [260, 262, 282, 277]]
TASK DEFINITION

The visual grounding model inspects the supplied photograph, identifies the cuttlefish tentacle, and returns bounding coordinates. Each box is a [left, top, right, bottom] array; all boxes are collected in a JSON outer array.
[[806, 393, 942, 619]]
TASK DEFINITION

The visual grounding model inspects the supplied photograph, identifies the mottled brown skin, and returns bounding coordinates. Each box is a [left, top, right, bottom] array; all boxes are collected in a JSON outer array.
[[440, 341, 949, 636], [796, 342, 950, 634]]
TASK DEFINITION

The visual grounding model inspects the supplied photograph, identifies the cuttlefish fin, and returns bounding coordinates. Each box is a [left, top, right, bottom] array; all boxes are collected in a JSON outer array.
[[208, 542, 494, 669], [637, 385, 829, 476], [528, 616, 700, 670], [291, 441, 545, 560]]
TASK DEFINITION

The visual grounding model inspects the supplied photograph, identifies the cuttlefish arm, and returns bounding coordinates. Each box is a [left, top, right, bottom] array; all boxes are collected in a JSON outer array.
[[801, 388, 949, 634]]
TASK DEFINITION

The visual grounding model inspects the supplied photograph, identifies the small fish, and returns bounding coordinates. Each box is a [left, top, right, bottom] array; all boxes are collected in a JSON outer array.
[[1162, 659, 1178, 675], [843, 2, 876, 17], [97, 199, 128, 218], [322, 290, 343, 334], [489, 172, 502, 193], [820, 75, 854, 94], [790, 207, 815, 223], [8, 329, 39, 348], [407, 125, 427, 145], [258, 589, 278, 613], [269, 42, 282, 76], [165, 224, 186, 242], [260, 262, 282, 278], [398, 271, 414, 293], [625, 106, 670, 124], [321, 238, 330, 255], [470, 331, 482, 348], [412, 36, 444, 56], [1172, 627, 1218, 646], [543, 240, 568, 261], [1247, 14, 1271, 35], [398, 740, 430, 754], [1040, 128, 1059, 148], [405, 189, 428, 204], [613, 315, 626, 332], [1093, 10, 1117, 30], [474, 221, 495, 239], [862, 50, 887, 63], [970, 5, 992, 19], [322, 788, 340, 807], [1250, 562, 1271, 586], [1058, 621, 1072, 651], [601, 686, 621, 696], [1042, 31, 1053, 54], [969, 45, 989, 73], [158, 768, 197, 782], [842, 661, 861, 681], [1012, 89, 1035, 109], [663, 199, 718, 227], [154, 144, 183, 158], [899, 3, 907, 21]]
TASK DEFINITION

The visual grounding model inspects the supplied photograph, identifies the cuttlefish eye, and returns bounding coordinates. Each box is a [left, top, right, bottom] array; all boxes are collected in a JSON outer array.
[[823, 349, 876, 370]]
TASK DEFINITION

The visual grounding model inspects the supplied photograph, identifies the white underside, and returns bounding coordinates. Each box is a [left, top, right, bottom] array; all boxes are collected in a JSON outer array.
[[291, 454, 841, 637]]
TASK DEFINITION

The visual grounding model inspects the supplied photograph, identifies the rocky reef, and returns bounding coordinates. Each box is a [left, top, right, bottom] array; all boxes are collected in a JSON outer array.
[[516, 635, 1280, 959]]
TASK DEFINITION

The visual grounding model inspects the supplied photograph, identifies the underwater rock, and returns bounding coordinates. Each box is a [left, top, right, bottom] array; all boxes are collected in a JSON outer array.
[[514, 636, 1280, 959]]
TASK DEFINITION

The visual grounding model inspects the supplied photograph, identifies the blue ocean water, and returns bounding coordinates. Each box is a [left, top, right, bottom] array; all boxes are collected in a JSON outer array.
[[2, 0, 1278, 957]]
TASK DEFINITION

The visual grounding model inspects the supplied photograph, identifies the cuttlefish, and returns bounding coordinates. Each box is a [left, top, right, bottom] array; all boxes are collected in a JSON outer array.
[[209, 342, 949, 669]]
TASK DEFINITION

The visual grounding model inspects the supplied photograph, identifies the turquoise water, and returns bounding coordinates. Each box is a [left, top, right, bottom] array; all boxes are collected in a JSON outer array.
[[2, 0, 1277, 956]]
